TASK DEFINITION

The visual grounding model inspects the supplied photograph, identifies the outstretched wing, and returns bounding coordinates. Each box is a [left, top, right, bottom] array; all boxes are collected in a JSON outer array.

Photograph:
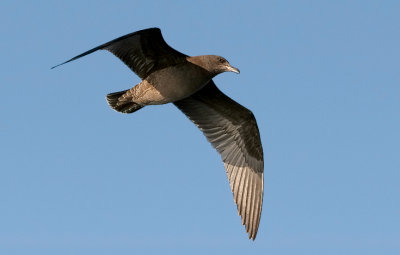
[[174, 81, 264, 240], [52, 28, 187, 79]]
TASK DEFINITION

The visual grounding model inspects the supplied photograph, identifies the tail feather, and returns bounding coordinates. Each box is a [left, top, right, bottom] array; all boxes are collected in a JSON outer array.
[[106, 90, 143, 114]]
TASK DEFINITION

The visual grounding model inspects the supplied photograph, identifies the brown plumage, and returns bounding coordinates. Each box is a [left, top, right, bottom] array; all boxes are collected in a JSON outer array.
[[52, 28, 264, 240]]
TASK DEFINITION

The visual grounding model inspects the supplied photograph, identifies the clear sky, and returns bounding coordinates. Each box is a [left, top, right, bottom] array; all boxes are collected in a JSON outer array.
[[1, 0, 399, 254]]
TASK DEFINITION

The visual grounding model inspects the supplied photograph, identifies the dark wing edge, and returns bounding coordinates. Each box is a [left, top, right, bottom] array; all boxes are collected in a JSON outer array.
[[51, 28, 187, 78], [174, 81, 264, 240], [51, 28, 158, 69]]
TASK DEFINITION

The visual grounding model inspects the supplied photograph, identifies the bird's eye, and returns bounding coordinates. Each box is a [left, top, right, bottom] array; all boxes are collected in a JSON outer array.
[[219, 58, 225, 63]]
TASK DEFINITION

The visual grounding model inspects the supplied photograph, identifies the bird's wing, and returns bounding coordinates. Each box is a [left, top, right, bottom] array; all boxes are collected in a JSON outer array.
[[52, 28, 187, 79], [174, 81, 264, 240]]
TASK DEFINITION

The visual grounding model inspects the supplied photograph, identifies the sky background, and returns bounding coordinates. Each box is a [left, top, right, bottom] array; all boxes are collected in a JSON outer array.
[[1, 0, 399, 254]]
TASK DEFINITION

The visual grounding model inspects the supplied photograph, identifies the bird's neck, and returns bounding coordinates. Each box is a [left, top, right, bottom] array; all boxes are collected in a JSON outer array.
[[186, 56, 217, 77]]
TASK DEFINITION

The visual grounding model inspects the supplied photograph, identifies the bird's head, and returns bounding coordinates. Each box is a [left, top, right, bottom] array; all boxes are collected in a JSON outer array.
[[200, 55, 240, 76]]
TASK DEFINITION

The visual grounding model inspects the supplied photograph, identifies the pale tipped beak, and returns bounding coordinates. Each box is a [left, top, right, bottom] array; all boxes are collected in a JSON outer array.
[[226, 64, 240, 74]]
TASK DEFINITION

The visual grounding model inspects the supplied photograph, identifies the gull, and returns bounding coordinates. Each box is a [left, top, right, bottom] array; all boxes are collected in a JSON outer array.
[[52, 28, 264, 239]]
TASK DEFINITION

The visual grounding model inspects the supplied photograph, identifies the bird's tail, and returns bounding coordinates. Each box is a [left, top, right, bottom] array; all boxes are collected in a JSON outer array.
[[106, 90, 143, 114]]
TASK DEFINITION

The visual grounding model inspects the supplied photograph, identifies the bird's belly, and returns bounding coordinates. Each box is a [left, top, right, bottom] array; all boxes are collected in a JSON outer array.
[[143, 64, 211, 104]]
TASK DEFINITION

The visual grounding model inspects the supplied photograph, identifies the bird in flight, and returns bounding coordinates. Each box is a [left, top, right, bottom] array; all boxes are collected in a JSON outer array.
[[52, 28, 264, 240]]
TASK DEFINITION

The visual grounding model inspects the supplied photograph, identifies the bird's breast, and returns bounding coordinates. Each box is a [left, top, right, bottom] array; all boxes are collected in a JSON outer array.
[[144, 63, 211, 104]]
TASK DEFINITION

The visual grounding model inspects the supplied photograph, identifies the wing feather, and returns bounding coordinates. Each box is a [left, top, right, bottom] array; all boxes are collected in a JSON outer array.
[[52, 28, 187, 78], [174, 80, 264, 239]]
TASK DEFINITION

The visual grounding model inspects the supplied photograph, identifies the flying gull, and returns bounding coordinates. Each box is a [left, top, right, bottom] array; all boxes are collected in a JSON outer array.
[[52, 28, 264, 240]]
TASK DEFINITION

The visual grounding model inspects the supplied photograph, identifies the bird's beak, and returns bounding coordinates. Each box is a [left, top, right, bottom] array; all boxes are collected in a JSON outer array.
[[225, 64, 240, 74]]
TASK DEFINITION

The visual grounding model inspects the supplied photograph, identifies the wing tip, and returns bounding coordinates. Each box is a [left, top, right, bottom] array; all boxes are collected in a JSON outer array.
[[249, 232, 258, 240], [51, 62, 67, 69], [50, 27, 164, 70]]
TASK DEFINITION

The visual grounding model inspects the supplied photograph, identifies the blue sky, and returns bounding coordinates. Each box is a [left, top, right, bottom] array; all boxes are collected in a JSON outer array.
[[1, 0, 399, 254]]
